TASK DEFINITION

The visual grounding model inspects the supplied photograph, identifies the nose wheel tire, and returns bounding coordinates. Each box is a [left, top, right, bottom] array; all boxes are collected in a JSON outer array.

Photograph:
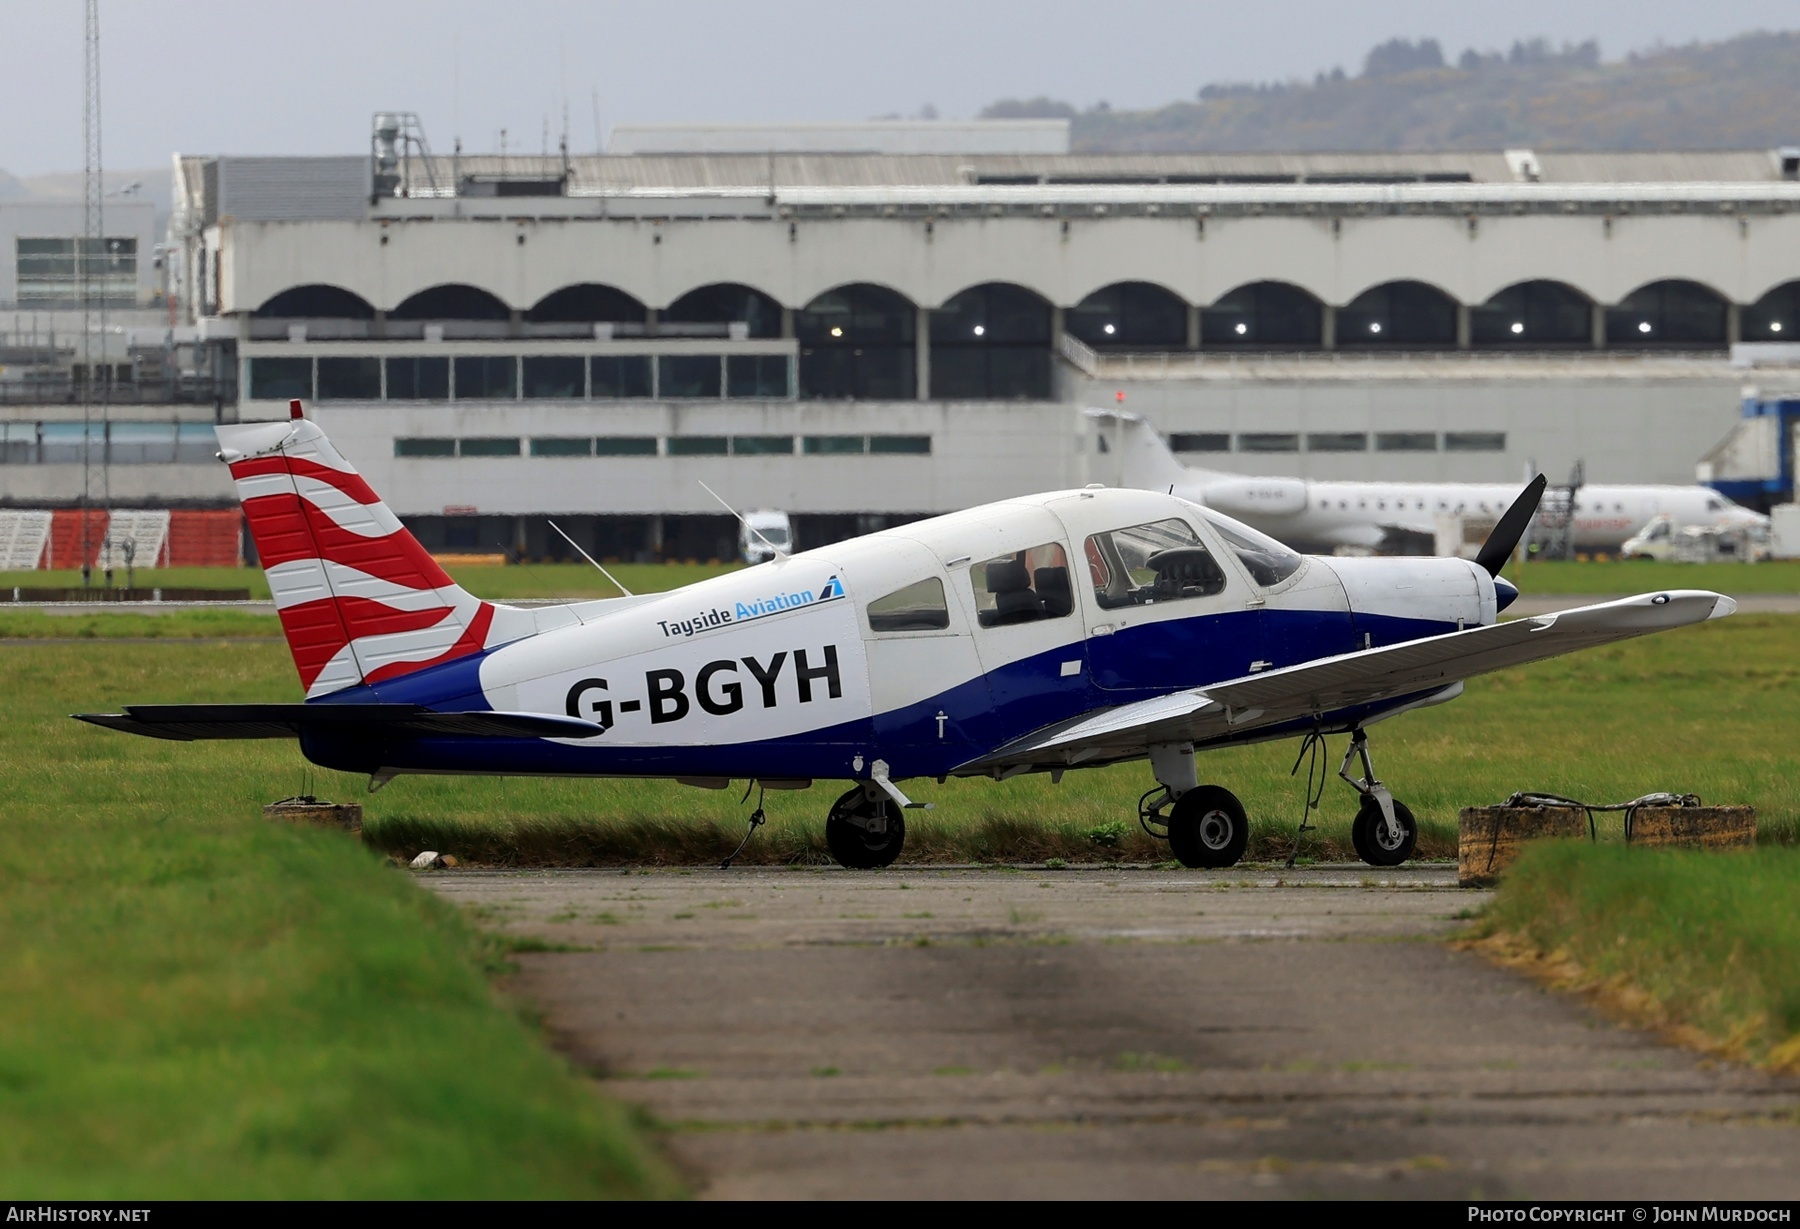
[[825, 786, 906, 869], [1167, 785, 1249, 869], [1351, 796, 1417, 867]]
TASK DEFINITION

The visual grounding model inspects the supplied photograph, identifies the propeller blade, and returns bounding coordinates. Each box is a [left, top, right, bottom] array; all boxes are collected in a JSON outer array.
[[1474, 473, 1548, 577]]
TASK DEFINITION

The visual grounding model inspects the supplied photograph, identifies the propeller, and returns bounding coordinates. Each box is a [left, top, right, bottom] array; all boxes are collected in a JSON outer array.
[[1473, 473, 1548, 578]]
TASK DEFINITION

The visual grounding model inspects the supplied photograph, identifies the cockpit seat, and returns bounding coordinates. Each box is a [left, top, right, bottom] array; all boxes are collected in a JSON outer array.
[[1034, 566, 1074, 617], [984, 558, 1042, 625]]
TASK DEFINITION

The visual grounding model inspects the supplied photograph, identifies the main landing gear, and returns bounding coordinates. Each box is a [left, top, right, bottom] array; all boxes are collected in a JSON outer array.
[[825, 784, 906, 869], [1137, 730, 1419, 869], [1139, 742, 1250, 869], [1339, 727, 1417, 867]]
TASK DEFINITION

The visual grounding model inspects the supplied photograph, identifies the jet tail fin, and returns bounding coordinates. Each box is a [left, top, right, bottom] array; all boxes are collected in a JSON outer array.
[[1084, 408, 1210, 492]]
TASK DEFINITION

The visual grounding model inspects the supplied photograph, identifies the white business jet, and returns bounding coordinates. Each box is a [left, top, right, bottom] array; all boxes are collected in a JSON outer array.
[[1090, 410, 1767, 556]]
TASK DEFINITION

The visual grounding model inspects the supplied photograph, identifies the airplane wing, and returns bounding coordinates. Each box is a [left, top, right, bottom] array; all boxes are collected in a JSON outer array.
[[73, 704, 605, 742], [961, 590, 1735, 774]]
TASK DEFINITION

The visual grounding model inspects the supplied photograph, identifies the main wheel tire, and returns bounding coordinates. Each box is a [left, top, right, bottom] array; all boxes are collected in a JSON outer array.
[[825, 786, 906, 869], [1166, 785, 1249, 869], [1351, 796, 1417, 867]]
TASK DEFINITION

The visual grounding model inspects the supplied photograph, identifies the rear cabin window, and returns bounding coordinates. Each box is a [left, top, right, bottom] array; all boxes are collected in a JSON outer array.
[[867, 577, 950, 632], [969, 542, 1074, 627], [1084, 518, 1225, 610]]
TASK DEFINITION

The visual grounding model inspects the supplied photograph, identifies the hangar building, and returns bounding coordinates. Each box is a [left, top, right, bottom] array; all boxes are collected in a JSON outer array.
[[6, 120, 1800, 560]]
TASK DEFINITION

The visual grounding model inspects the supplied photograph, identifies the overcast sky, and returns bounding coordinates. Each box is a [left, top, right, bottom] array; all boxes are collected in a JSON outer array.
[[4, 0, 1796, 175]]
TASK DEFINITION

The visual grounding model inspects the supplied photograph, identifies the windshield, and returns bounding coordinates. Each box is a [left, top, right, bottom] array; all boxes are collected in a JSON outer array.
[[1191, 506, 1304, 587]]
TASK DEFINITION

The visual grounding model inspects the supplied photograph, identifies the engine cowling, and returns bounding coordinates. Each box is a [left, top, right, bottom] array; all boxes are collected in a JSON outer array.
[[1200, 476, 1308, 518]]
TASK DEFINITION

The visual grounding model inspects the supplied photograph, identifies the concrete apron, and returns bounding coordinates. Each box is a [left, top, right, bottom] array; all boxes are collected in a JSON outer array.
[[424, 864, 1800, 1201]]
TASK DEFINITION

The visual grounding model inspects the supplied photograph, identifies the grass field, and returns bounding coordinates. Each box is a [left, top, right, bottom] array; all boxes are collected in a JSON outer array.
[[1, 638, 680, 1196], [0, 561, 740, 603], [19, 611, 1800, 866], [1475, 843, 1800, 1074], [7, 556, 1800, 605], [1501, 558, 1800, 596], [6, 598, 1794, 1192]]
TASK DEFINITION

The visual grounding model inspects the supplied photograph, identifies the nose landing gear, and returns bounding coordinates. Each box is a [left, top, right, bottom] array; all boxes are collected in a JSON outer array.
[[1340, 728, 1417, 867]]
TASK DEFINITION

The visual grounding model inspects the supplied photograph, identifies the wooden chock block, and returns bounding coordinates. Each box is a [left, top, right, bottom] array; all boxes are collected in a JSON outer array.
[[1458, 805, 1587, 888], [263, 799, 363, 836], [1628, 805, 1755, 850]]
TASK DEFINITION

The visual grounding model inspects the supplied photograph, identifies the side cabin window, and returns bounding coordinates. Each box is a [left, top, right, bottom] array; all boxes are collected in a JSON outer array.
[[970, 542, 1074, 627], [867, 577, 950, 632], [1084, 518, 1225, 611]]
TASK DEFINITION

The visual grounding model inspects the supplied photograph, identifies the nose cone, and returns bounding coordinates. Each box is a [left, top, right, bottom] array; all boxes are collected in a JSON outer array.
[[1493, 574, 1519, 613]]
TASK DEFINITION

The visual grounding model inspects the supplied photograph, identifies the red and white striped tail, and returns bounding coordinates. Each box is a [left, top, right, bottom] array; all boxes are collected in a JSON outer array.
[[218, 401, 526, 699]]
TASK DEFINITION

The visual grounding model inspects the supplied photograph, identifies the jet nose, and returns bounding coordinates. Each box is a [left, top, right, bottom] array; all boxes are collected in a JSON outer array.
[[1493, 574, 1519, 613]]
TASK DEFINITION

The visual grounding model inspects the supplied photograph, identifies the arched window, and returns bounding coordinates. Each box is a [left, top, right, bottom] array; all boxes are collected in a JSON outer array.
[[1743, 281, 1800, 341], [254, 285, 375, 319], [1605, 280, 1729, 347], [1066, 282, 1188, 349], [524, 283, 646, 324], [390, 284, 511, 321], [1470, 280, 1592, 347], [1337, 281, 1457, 347], [796, 283, 916, 400], [930, 282, 1053, 400], [1202, 282, 1323, 347], [664, 283, 783, 338]]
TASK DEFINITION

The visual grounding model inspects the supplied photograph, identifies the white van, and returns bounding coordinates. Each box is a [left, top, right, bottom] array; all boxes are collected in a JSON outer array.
[[739, 510, 793, 565]]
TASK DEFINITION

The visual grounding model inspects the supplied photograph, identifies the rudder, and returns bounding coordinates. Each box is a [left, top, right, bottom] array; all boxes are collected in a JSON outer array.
[[218, 400, 530, 699]]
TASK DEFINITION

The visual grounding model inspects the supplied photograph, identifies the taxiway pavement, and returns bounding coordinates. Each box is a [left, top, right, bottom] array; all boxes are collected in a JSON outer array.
[[425, 865, 1800, 1200]]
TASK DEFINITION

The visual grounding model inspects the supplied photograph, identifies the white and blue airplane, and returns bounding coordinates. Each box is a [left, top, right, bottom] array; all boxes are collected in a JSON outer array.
[[79, 400, 1737, 870]]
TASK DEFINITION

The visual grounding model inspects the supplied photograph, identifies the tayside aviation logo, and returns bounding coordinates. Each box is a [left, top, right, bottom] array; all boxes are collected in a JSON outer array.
[[658, 576, 845, 638]]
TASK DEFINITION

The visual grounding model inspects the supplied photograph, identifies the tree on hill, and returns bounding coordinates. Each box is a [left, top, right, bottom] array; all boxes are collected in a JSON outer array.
[[979, 29, 1800, 152]]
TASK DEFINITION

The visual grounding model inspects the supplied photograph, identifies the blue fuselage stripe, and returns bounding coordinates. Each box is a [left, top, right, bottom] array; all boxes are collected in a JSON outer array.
[[298, 608, 1455, 781]]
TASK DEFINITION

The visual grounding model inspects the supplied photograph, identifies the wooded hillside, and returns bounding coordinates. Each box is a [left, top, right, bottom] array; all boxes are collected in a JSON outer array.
[[983, 31, 1800, 153]]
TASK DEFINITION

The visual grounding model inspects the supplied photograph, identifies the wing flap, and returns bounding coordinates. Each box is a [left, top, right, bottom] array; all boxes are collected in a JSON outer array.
[[73, 704, 604, 742]]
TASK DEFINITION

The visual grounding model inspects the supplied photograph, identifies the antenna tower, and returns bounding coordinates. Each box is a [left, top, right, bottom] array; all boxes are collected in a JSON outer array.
[[80, 0, 107, 586]]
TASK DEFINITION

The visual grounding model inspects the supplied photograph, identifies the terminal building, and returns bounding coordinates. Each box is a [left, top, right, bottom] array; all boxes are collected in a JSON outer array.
[[5, 119, 1800, 562]]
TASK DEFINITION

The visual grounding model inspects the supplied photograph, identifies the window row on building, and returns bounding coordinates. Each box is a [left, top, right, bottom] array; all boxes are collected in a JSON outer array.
[[13, 237, 141, 308], [247, 353, 795, 403], [393, 433, 935, 459], [1168, 431, 1506, 454], [0, 420, 216, 465], [252, 275, 1800, 354]]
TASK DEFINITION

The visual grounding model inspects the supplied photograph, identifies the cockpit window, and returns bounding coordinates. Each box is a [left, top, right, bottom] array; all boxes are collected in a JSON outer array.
[[1084, 518, 1226, 610], [867, 577, 949, 632], [970, 542, 1074, 627], [1195, 508, 1304, 587], [1706, 498, 1722, 512]]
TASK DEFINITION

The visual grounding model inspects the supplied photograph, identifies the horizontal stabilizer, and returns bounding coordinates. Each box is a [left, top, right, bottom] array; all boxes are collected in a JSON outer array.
[[73, 704, 605, 742]]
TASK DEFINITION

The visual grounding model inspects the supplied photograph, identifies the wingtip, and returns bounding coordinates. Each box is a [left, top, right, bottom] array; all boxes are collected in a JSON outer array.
[[1708, 594, 1739, 620]]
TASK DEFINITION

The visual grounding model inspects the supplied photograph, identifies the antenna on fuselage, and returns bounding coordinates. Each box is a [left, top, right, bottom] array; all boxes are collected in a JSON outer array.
[[547, 520, 633, 596], [698, 480, 790, 560]]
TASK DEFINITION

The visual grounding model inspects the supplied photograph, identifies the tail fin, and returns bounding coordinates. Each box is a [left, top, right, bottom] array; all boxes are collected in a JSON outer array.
[[1084, 409, 1206, 493], [218, 400, 533, 699]]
